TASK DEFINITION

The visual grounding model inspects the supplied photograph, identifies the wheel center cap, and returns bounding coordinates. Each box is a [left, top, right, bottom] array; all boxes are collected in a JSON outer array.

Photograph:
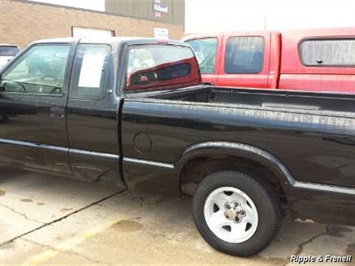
[[225, 209, 237, 220], [224, 201, 246, 222]]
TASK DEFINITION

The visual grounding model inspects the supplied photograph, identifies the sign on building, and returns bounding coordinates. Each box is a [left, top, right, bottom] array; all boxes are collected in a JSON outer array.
[[154, 28, 169, 40], [153, 0, 168, 19]]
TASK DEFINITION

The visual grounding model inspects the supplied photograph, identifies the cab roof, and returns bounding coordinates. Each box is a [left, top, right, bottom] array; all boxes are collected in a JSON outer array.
[[0, 43, 20, 47], [31, 37, 189, 47]]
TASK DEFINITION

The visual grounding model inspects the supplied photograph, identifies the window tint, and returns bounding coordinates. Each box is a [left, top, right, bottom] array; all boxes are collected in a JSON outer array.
[[224, 36, 264, 74], [70, 44, 111, 99], [1, 45, 70, 94], [126, 45, 200, 92], [0, 46, 20, 56], [187, 38, 217, 74], [300, 39, 355, 66]]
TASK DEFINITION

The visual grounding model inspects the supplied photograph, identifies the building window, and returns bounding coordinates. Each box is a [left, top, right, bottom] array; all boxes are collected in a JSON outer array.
[[224, 36, 264, 74], [300, 39, 355, 67], [187, 38, 218, 74]]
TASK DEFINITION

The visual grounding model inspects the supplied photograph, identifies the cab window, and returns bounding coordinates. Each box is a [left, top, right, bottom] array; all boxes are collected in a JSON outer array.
[[69, 44, 111, 100], [126, 45, 200, 92], [0, 45, 70, 95], [224, 36, 264, 74]]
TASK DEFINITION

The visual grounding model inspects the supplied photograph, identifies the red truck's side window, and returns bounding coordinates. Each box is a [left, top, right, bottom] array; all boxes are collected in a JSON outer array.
[[299, 38, 355, 67], [224, 37, 264, 74]]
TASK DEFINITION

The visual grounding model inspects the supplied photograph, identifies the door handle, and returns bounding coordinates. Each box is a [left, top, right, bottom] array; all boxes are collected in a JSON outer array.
[[50, 107, 65, 119], [50, 113, 64, 119]]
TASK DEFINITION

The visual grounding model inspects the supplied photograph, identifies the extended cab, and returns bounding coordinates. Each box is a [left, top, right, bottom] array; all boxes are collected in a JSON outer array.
[[0, 37, 354, 257], [183, 28, 355, 93]]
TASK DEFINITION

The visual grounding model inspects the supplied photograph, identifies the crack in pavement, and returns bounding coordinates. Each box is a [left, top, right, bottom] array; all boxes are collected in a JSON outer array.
[[0, 189, 127, 247], [294, 225, 330, 256], [92, 168, 113, 184], [21, 238, 61, 250], [21, 238, 112, 266], [0, 203, 44, 224], [72, 251, 112, 266]]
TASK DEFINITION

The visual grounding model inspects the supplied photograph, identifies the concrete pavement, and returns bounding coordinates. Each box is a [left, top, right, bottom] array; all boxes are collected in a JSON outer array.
[[0, 167, 354, 265]]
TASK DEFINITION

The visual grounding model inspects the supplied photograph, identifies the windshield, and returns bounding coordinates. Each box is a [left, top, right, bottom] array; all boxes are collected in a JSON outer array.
[[187, 38, 218, 74], [0, 44, 70, 94]]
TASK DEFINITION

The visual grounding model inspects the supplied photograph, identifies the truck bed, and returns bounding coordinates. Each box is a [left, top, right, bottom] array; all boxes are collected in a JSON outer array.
[[129, 85, 355, 116]]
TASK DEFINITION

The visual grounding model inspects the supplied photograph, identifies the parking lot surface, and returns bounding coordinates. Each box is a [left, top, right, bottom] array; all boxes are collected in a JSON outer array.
[[1, 166, 354, 265]]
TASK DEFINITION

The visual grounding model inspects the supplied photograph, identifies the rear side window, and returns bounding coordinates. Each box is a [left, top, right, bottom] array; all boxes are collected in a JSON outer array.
[[0, 46, 20, 56], [187, 38, 218, 74], [69, 44, 111, 99], [300, 39, 355, 67], [224, 36, 264, 74], [126, 45, 200, 92]]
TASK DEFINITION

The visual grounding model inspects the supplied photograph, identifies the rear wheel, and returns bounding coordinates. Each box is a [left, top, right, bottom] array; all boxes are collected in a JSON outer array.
[[192, 170, 281, 256]]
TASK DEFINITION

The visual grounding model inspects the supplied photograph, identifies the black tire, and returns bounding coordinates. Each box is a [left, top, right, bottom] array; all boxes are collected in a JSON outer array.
[[192, 170, 281, 257]]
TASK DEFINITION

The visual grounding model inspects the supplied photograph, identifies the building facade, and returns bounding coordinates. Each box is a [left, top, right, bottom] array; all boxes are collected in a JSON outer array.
[[0, 0, 185, 48], [106, 0, 184, 26]]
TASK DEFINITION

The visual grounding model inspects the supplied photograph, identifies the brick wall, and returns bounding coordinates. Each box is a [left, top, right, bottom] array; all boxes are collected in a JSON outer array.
[[0, 0, 184, 48]]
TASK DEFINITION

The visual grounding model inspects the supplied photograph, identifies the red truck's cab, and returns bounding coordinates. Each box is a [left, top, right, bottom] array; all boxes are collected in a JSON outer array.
[[182, 28, 355, 93]]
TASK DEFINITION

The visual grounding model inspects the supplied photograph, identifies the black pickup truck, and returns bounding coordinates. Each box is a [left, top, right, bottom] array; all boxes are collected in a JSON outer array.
[[0, 37, 354, 256]]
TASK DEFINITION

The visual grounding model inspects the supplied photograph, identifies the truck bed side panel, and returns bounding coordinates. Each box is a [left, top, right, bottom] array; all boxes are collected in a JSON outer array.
[[121, 95, 355, 190]]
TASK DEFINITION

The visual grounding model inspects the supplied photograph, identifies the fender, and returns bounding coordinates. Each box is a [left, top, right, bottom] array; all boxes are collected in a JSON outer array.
[[176, 141, 296, 187]]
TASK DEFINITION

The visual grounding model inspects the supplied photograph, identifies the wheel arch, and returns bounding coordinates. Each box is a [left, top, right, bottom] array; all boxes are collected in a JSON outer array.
[[176, 142, 296, 199]]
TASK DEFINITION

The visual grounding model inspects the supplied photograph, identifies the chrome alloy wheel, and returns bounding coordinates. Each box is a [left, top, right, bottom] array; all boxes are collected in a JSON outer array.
[[204, 187, 259, 243]]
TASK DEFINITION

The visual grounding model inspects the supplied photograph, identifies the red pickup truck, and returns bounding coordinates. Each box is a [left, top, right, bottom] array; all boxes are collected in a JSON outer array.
[[182, 28, 355, 93]]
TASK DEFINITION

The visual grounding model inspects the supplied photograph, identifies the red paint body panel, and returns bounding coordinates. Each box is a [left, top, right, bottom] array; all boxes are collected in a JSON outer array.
[[267, 32, 282, 88], [279, 74, 355, 93], [183, 28, 355, 94]]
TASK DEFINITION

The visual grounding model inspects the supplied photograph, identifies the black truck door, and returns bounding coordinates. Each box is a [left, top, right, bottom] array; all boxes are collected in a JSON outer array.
[[0, 42, 75, 173], [66, 43, 124, 188]]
